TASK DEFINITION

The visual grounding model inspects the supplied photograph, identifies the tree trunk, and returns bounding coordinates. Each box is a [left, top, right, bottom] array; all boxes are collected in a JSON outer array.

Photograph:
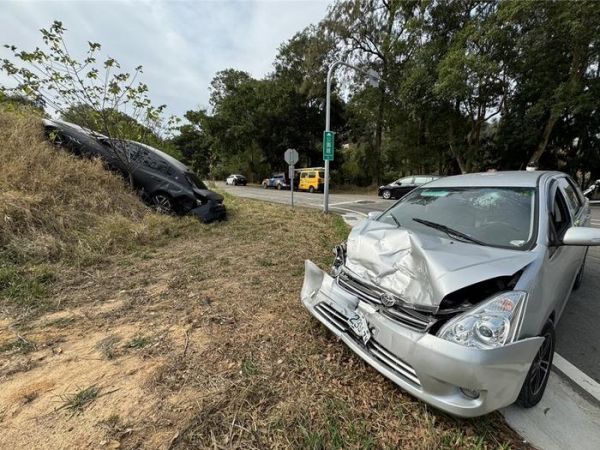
[[528, 111, 559, 166]]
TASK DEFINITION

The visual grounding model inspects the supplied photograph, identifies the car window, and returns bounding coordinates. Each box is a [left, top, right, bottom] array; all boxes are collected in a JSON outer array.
[[558, 177, 583, 215], [308, 172, 316, 178], [300, 172, 307, 178], [379, 187, 537, 249], [551, 189, 571, 239], [318, 171, 324, 178], [396, 177, 413, 185], [413, 176, 430, 185]]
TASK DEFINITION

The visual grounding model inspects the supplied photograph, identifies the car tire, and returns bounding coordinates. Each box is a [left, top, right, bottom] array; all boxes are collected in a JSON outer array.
[[573, 253, 587, 290], [263, 183, 268, 189], [309, 186, 315, 193], [516, 321, 555, 408], [150, 192, 175, 215], [382, 190, 392, 200], [277, 183, 282, 190]]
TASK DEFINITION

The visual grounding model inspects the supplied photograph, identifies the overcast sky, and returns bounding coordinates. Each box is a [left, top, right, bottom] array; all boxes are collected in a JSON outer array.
[[1, 0, 329, 117]]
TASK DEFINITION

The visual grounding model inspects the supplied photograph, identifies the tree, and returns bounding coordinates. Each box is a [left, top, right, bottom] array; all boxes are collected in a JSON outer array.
[[1, 20, 175, 186], [324, 0, 417, 183]]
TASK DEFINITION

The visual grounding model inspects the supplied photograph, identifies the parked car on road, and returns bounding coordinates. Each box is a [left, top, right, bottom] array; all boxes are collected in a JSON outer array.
[[226, 174, 247, 186], [262, 172, 289, 190], [583, 179, 600, 201], [43, 119, 226, 222], [378, 175, 440, 199], [302, 171, 597, 417], [298, 167, 324, 193]]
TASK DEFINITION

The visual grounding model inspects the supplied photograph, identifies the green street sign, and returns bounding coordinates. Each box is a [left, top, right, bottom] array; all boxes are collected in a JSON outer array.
[[323, 131, 335, 161]]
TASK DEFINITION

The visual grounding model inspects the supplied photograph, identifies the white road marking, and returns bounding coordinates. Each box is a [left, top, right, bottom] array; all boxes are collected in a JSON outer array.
[[553, 353, 600, 403], [330, 206, 368, 217]]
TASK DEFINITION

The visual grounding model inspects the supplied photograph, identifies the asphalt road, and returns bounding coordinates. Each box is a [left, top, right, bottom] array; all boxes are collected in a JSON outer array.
[[220, 182, 600, 383]]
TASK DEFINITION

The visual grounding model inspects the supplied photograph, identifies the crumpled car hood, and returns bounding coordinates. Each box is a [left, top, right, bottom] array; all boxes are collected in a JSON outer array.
[[344, 219, 537, 309], [193, 188, 223, 202]]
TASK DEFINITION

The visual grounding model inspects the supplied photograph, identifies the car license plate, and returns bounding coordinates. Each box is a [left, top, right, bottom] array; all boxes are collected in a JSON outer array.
[[347, 311, 371, 345]]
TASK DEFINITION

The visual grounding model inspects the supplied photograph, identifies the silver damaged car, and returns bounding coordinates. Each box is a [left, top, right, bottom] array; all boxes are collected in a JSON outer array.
[[301, 171, 600, 417]]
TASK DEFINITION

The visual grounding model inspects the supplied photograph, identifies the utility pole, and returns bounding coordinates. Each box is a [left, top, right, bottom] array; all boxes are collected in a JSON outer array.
[[323, 62, 380, 213]]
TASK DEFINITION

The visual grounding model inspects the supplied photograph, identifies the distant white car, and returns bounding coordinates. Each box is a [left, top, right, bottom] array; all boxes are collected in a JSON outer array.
[[225, 174, 247, 186]]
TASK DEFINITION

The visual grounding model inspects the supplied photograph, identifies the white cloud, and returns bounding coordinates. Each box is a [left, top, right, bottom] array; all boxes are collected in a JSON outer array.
[[0, 0, 329, 117]]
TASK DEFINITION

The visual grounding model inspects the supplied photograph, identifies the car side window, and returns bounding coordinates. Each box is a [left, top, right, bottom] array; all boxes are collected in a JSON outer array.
[[558, 177, 583, 216], [397, 177, 413, 185], [550, 189, 571, 241], [308, 172, 316, 178], [413, 176, 429, 185]]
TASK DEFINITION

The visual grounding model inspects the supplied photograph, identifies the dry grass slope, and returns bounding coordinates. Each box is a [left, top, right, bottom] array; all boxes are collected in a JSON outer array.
[[0, 109, 176, 264]]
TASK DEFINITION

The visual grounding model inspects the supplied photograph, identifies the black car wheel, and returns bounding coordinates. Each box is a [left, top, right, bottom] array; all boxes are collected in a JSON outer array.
[[151, 193, 175, 215], [516, 321, 555, 408], [309, 186, 315, 193], [277, 183, 282, 190], [382, 189, 392, 200], [262, 183, 268, 189]]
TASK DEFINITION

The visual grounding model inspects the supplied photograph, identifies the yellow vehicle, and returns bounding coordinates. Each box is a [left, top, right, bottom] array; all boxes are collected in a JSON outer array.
[[298, 167, 325, 193]]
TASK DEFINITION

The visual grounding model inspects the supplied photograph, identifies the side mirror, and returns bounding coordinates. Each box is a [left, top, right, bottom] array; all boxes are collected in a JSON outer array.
[[367, 211, 381, 220], [562, 227, 600, 246]]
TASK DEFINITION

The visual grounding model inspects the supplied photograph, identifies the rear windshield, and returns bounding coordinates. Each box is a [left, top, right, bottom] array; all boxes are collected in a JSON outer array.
[[379, 187, 537, 250], [185, 172, 207, 190]]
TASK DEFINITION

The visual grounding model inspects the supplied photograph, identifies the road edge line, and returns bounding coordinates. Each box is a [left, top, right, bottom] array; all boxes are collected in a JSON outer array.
[[553, 352, 600, 404]]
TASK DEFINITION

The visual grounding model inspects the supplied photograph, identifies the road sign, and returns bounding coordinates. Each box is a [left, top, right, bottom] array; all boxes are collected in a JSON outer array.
[[323, 131, 334, 161], [284, 148, 299, 166]]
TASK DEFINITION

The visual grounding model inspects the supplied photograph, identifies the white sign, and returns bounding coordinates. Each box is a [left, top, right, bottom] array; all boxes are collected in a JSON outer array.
[[284, 148, 299, 166]]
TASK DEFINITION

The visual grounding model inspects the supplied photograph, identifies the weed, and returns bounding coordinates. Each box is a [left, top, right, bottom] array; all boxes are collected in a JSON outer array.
[[0, 337, 36, 354], [59, 385, 100, 415], [257, 258, 275, 267], [96, 335, 121, 360], [241, 358, 260, 377], [127, 335, 152, 349]]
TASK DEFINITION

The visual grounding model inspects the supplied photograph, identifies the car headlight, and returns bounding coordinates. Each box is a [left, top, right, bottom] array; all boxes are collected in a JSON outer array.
[[437, 291, 527, 349]]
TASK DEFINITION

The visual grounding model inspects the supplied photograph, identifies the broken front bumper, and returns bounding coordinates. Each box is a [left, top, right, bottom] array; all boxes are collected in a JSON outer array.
[[189, 201, 226, 223], [301, 260, 543, 418]]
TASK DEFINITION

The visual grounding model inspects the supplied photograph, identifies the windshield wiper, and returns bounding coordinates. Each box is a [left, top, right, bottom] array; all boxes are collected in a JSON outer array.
[[389, 212, 402, 228], [412, 218, 486, 245]]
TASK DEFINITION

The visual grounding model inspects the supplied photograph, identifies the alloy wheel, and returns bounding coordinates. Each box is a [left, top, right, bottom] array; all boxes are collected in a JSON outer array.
[[528, 331, 553, 397], [383, 190, 391, 199], [152, 194, 173, 214]]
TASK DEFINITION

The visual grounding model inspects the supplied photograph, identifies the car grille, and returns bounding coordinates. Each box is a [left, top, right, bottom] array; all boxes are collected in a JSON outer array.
[[314, 302, 421, 387], [337, 272, 435, 332]]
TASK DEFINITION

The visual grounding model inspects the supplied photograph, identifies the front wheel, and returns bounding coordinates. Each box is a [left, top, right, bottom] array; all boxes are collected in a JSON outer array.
[[382, 190, 392, 200], [516, 322, 555, 408], [309, 186, 315, 193], [150, 193, 175, 215], [262, 183, 268, 189], [277, 183, 282, 190]]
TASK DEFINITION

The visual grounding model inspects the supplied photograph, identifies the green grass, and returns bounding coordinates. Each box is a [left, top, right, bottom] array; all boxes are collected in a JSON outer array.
[[0, 337, 37, 354], [0, 262, 54, 309], [127, 335, 152, 349], [60, 385, 101, 415], [241, 357, 260, 377]]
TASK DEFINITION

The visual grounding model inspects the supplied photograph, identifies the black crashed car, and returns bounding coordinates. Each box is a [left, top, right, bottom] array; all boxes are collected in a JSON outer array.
[[378, 175, 440, 200], [43, 119, 226, 222]]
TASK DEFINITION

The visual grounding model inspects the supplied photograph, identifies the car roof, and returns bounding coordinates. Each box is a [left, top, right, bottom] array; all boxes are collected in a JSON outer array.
[[425, 171, 561, 188]]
